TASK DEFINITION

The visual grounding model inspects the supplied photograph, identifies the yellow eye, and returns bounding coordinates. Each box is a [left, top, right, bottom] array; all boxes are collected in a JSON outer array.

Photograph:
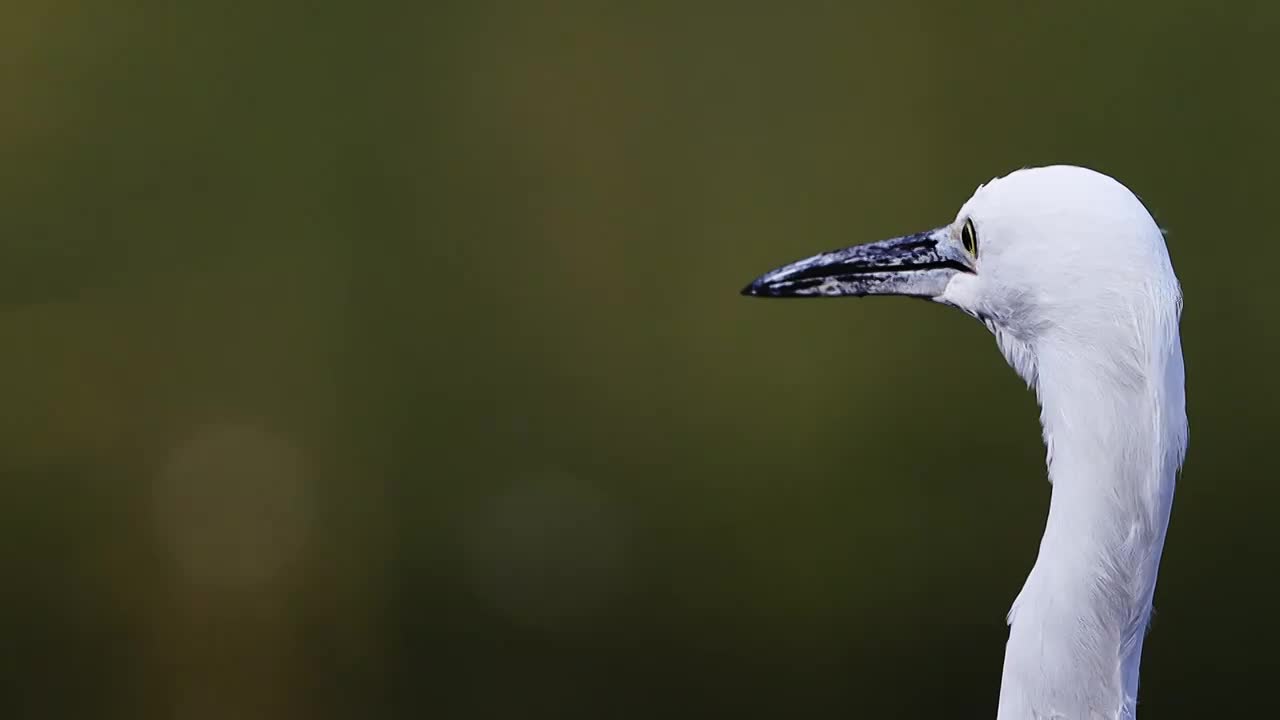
[[961, 218, 978, 257]]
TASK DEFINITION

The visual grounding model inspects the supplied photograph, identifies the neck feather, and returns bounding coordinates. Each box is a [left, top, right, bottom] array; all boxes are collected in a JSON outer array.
[[996, 331, 1186, 720]]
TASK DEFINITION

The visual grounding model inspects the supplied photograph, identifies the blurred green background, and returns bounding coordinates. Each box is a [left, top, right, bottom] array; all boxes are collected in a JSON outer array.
[[2, 2, 1275, 718]]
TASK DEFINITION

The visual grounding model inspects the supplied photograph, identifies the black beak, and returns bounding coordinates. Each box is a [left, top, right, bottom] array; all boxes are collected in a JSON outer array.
[[741, 229, 972, 299]]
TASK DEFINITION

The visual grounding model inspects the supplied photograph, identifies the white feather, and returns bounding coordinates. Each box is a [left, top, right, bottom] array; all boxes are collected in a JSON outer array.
[[941, 166, 1187, 719]]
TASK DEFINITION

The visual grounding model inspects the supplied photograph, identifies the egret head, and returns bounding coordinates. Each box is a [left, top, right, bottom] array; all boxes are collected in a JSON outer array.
[[742, 165, 1182, 384]]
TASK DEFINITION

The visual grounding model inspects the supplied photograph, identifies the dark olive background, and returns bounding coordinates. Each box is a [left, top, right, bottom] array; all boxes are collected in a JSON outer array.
[[2, 2, 1275, 718]]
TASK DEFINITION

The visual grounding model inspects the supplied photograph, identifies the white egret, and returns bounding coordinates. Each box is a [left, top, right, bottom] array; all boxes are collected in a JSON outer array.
[[742, 165, 1187, 720]]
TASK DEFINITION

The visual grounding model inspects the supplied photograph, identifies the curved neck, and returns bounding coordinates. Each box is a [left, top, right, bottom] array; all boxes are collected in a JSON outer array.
[[996, 335, 1184, 720]]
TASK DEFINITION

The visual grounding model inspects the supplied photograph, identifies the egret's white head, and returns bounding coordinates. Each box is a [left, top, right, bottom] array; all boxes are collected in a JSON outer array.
[[743, 165, 1183, 389]]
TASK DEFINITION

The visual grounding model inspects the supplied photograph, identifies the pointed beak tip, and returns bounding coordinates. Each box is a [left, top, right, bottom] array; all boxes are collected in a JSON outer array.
[[740, 277, 774, 297]]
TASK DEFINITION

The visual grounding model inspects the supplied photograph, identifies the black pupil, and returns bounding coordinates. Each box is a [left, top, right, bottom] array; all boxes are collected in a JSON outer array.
[[963, 221, 976, 254]]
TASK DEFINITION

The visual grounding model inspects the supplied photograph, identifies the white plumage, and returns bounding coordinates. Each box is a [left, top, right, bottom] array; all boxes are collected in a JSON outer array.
[[744, 165, 1187, 719]]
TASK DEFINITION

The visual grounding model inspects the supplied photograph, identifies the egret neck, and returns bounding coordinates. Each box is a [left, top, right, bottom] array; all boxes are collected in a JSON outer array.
[[996, 323, 1185, 719]]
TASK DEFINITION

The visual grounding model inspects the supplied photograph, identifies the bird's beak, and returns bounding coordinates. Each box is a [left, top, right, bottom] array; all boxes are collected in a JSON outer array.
[[740, 229, 973, 299]]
